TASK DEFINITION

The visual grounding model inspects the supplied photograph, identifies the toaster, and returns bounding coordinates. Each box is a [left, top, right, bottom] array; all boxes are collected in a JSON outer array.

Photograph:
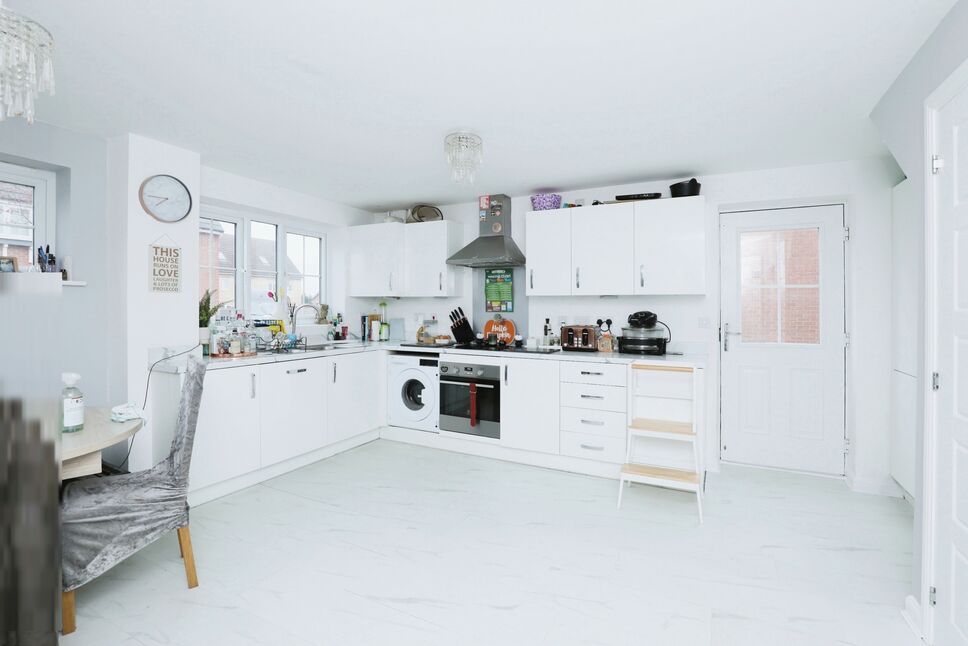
[[561, 325, 598, 352]]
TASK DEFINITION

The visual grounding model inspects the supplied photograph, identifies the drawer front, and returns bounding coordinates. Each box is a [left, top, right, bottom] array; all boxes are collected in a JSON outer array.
[[560, 382, 627, 412], [560, 431, 625, 463], [560, 361, 627, 387], [560, 407, 626, 438]]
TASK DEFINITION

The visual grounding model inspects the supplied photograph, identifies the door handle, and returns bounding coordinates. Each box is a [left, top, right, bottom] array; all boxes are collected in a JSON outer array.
[[251, 373, 256, 399], [389, 273, 393, 292], [723, 322, 741, 352], [286, 368, 307, 374], [580, 394, 604, 400], [439, 272, 443, 292], [440, 380, 496, 389], [580, 419, 605, 426], [580, 371, 603, 376], [530, 269, 534, 290], [576, 267, 580, 289], [579, 444, 605, 451], [333, 362, 337, 383], [504, 365, 508, 385], [640, 264, 644, 288]]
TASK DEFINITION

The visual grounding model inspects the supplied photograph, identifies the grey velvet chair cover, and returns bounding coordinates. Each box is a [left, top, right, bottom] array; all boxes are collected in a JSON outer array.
[[61, 357, 206, 592]]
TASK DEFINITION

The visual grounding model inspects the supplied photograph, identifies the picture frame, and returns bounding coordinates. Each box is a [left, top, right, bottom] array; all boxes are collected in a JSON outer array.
[[0, 256, 19, 273]]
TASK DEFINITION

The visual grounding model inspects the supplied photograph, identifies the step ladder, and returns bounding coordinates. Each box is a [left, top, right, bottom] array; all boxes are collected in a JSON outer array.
[[617, 363, 705, 522]]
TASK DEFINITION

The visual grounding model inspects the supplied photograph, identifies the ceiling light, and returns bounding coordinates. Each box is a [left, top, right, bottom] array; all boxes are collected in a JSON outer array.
[[0, 0, 54, 123], [444, 132, 483, 184]]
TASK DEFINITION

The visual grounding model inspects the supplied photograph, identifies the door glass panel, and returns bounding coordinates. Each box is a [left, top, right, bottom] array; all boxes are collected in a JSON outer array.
[[740, 228, 821, 345]]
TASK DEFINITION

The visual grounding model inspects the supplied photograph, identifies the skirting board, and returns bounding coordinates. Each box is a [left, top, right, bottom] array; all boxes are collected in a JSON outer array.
[[901, 594, 922, 641], [187, 429, 381, 507], [379, 426, 624, 480], [847, 474, 904, 498]]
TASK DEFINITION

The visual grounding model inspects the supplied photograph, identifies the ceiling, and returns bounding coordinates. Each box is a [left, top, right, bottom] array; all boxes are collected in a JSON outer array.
[[9, 0, 955, 210]]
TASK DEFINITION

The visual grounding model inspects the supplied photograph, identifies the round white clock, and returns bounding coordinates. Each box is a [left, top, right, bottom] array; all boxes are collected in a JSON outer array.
[[139, 174, 192, 223]]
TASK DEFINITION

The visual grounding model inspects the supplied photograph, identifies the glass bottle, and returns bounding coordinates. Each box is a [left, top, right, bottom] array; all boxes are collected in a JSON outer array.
[[61, 373, 85, 433]]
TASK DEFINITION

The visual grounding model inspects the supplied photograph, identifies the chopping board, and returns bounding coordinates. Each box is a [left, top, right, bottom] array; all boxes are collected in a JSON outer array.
[[483, 317, 516, 344]]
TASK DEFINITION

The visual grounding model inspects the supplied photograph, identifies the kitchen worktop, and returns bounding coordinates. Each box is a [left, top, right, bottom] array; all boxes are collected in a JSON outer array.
[[157, 341, 705, 373]]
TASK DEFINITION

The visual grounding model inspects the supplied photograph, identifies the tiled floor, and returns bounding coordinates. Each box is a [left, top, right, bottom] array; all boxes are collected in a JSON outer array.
[[62, 439, 917, 646]]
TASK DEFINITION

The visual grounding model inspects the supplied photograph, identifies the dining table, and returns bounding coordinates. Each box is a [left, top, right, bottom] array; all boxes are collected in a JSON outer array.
[[60, 407, 143, 480]]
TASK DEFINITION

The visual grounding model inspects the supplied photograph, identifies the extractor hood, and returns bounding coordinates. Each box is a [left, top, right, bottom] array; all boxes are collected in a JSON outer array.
[[447, 194, 526, 268]]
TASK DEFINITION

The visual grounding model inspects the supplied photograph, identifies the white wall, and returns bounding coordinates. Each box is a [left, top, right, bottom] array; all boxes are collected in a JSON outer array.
[[869, 0, 968, 604], [361, 157, 900, 489], [109, 134, 202, 470]]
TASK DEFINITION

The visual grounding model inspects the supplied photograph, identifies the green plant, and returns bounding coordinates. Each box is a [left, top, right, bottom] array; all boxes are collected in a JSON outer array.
[[198, 290, 223, 328]]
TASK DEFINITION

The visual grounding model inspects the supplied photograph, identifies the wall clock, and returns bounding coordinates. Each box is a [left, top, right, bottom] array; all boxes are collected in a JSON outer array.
[[139, 174, 192, 223]]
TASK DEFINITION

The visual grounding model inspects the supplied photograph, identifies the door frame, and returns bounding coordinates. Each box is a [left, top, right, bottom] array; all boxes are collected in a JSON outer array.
[[718, 201, 850, 475], [916, 55, 968, 645]]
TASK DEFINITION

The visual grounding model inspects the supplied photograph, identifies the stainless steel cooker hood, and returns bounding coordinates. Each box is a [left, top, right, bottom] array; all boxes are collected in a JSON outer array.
[[447, 194, 526, 268]]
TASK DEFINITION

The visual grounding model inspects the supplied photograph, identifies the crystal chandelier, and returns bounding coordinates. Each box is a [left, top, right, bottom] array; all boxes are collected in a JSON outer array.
[[444, 132, 483, 184], [0, 1, 54, 123]]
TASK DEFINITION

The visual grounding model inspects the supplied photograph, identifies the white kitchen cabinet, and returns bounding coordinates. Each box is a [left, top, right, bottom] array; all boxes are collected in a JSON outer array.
[[633, 196, 706, 295], [501, 357, 559, 453], [189, 366, 262, 492], [571, 203, 634, 295], [259, 358, 328, 466], [403, 221, 461, 297], [525, 210, 572, 296], [327, 351, 385, 444], [348, 222, 405, 297]]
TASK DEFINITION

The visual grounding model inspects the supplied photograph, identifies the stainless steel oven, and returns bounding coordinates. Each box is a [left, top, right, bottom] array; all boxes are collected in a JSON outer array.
[[438, 361, 500, 439]]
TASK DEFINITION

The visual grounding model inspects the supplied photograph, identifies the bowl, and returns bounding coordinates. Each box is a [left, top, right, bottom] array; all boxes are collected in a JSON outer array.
[[530, 193, 562, 210], [670, 178, 701, 198]]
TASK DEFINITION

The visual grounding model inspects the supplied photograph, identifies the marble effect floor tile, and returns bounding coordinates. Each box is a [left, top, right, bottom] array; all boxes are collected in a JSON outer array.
[[60, 439, 919, 646]]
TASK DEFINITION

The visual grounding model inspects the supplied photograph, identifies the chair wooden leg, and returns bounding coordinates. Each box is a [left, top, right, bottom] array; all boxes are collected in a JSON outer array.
[[176, 526, 199, 589], [61, 590, 76, 635]]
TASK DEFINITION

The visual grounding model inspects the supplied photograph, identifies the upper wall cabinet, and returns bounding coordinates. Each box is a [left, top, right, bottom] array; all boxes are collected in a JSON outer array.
[[348, 222, 405, 297], [571, 203, 634, 296], [525, 210, 573, 296], [403, 220, 461, 297], [348, 221, 461, 298], [633, 196, 706, 295]]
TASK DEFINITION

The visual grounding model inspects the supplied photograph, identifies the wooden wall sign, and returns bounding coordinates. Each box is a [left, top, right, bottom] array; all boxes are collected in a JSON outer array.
[[150, 244, 181, 293]]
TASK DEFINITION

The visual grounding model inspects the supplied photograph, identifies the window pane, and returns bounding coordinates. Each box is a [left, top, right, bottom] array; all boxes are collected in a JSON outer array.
[[286, 276, 305, 308], [740, 231, 776, 286], [0, 181, 33, 227], [305, 236, 320, 276], [1, 226, 34, 270], [741, 287, 778, 343], [286, 233, 304, 274], [781, 287, 820, 343], [781, 228, 819, 285], [199, 266, 212, 300], [250, 273, 277, 318], [303, 276, 320, 304], [250, 221, 276, 272], [216, 271, 236, 307], [214, 220, 236, 269]]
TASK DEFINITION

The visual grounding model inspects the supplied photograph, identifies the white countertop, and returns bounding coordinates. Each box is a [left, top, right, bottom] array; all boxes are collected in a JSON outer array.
[[157, 341, 705, 373]]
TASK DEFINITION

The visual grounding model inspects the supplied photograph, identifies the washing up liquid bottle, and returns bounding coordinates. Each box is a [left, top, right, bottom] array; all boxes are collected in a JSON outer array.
[[61, 373, 85, 433]]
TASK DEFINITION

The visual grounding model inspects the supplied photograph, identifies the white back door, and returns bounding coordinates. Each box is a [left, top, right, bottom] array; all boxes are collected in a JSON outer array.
[[721, 205, 846, 475], [930, 82, 968, 646]]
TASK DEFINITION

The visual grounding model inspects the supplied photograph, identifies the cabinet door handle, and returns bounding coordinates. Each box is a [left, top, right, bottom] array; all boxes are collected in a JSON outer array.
[[333, 363, 337, 383], [580, 419, 605, 426], [287, 368, 307, 375], [576, 267, 580, 289], [580, 371, 603, 376], [251, 373, 257, 399], [504, 365, 508, 385], [389, 273, 393, 292], [580, 394, 604, 400], [530, 269, 534, 289], [640, 264, 645, 288], [439, 271, 443, 292], [579, 444, 605, 451]]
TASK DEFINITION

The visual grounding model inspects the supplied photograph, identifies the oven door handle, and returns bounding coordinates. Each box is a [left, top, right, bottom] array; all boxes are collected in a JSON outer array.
[[440, 380, 496, 389], [469, 383, 477, 427]]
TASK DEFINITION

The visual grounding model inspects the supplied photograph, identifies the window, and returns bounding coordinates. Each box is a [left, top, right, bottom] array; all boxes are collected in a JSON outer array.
[[199, 217, 239, 307], [249, 221, 278, 318], [286, 232, 324, 322], [0, 161, 55, 270], [740, 228, 821, 344]]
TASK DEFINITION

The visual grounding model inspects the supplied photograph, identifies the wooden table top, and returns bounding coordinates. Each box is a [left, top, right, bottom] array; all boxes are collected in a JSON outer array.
[[61, 407, 143, 461]]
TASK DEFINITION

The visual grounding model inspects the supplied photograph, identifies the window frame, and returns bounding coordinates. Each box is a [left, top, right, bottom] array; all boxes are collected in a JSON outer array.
[[0, 160, 57, 267], [200, 202, 328, 320]]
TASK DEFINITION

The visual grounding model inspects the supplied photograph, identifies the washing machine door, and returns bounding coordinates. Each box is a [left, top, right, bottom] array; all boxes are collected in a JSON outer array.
[[391, 368, 437, 426]]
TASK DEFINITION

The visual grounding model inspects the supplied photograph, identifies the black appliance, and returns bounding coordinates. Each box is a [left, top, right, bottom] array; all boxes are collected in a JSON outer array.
[[619, 311, 672, 356], [453, 339, 561, 355], [438, 361, 501, 439]]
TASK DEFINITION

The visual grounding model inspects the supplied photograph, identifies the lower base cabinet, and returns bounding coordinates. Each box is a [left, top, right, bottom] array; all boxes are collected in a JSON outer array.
[[327, 351, 384, 445], [501, 358, 559, 453], [190, 366, 261, 491]]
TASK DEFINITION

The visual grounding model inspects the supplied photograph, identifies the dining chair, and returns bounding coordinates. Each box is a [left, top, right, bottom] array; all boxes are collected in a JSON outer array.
[[60, 356, 206, 634]]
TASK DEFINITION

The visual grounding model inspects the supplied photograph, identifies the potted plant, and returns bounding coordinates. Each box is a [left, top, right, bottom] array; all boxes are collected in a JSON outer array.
[[198, 290, 222, 352]]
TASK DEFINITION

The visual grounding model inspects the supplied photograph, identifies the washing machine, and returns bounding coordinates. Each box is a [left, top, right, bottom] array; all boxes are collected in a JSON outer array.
[[387, 354, 439, 432]]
